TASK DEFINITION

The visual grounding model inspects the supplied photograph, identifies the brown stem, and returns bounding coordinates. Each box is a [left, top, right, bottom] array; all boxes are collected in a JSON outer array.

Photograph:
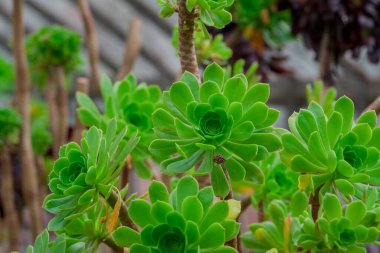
[[240, 195, 252, 214], [213, 155, 237, 250], [120, 154, 133, 189], [72, 77, 89, 143], [258, 200, 265, 222], [364, 96, 380, 115], [46, 71, 60, 158], [106, 191, 137, 231], [77, 0, 101, 95], [116, 19, 142, 81], [13, 0, 43, 237], [310, 186, 322, 222], [318, 30, 332, 86], [53, 67, 69, 149], [102, 236, 124, 253], [178, 0, 200, 79], [0, 145, 20, 251]]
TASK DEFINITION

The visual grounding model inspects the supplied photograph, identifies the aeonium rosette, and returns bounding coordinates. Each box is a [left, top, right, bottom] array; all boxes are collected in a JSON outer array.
[[150, 62, 281, 197], [281, 96, 380, 196], [77, 74, 162, 179], [43, 119, 139, 231], [112, 176, 241, 253]]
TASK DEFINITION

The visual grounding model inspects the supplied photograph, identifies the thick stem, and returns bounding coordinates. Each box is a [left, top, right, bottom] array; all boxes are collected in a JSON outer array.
[[178, 0, 200, 79], [72, 77, 89, 143], [258, 200, 265, 222], [13, 0, 43, 237], [106, 191, 137, 231], [77, 0, 101, 95], [116, 19, 142, 81], [318, 30, 332, 86], [53, 67, 69, 149], [102, 236, 124, 253], [365, 96, 380, 115], [0, 145, 20, 251], [46, 71, 60, 158]]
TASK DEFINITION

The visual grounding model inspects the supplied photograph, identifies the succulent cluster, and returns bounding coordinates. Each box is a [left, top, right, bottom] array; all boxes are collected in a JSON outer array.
[[279, 0, 380, 62], [0, 107, 21, 143], [157, 0, 233, 29], [112, 176, 240, 253], [26, 25, 82, 72], [281, 96, 380, 196], [77, 75, 162, 179], [150, 63, 281, 197], [44, 120, 139, 231]]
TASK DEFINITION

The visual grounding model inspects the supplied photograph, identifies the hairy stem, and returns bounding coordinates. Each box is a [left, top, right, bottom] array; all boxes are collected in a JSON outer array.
[[13, 0, 43, 237], [77, 0, 101, 95], [103, 236, 124, 253], [178, 0, 200, 79], [0, 145, 20, 251], [106, 190, 137, 230]]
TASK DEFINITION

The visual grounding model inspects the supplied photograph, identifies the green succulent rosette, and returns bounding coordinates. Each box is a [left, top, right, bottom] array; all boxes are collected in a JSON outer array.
[[43, 120, 139, 231], [26, 25, 82, 72], [251, 153, 298, 209], [76, 74, 162, 179], [112, 176, 240, 253], [0, 107, 21, 143], [158, 0, 233, 29], [150, 63, 281, 197], [293, 193, 380, 252], [281, 96, 380, 196], [242, 191, 309, 253]]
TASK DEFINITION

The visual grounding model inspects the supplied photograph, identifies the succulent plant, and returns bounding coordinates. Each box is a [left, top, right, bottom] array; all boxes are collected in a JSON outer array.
[[172, 23, 233, 66], [26, 25, 82, 73], [77, 74, 162, 179], [158, 0, 233, 28], [0, 107, 21, 143], [150, 62, 281, 197], [281, 96, 380, 197], [293, 193, 380, 252], [242, 191, 309, 253], [43, 120, 139, 231], [251, 153, 298, 210], [112, 176, 240, 253], [306, 81, 337, 117]]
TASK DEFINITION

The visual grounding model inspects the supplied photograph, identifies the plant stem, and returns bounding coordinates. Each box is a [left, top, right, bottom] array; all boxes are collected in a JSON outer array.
[[365, 96, 380, 115], [116, 18, 142, 81], [318, 30, 332, 86], [106, 190, 137, 230], [178, 0, 200, 79], [72, 77, 90, 143], [77, 0, 101, 95], [103, 236, 124, 253], [13, 0, 43, 237], [310, 185, 322, 222], [258, 200, 265, 222], [46, 70, 60, 158], [53, 67, 69, 150], [0, 145, 20, 251]]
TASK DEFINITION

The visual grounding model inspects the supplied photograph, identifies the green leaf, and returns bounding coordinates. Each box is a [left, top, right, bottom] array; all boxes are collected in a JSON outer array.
[[200, 80, 221, 103], [101, 75, 113, 99], [77, 108, 100, 126], [336, 160, 354, 178], [242, 102, 269, 126], [130, 244, 150, 253], [224, 157, 246, 181], [169, 81, 195, 115], [223, 77, 247, 103], [357, 110, 377, 128], [186, 221, 200, 245], [180, 71, 200, 100], [201, 246, 238, 253], [149, 181, 169, 203], [322, 193, 342, 220], [34, 230, 49, 253], [201, 201, 229, 231], [210, 9, 232, 29], [78, 189, 96, 205], [334, 96, 354, 134], [199, 223, 225, 248], [204, 62, 225, 86], [223, 141, 258, 161], [242, 83, 270, 109], [335, 179, 355, 196], [166, 150, 204, 174], [198, 186, 214, 211], [76, 92, 100, 117], [176, 176, 199, 211], [291, 155, 327, 173], [152, 109, 176, 137], [112, 226, 141, 247], [246, 133, 282, 152], [345, 201, 366, 226], [182, 196, 204, 223], [327, 112, 343, 148], [352, 123, 372, 145], [290, 191, 308, 216], [128, 199, 155, 227], [151, 201, 173, 223], [211, 164, 230, 198]]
